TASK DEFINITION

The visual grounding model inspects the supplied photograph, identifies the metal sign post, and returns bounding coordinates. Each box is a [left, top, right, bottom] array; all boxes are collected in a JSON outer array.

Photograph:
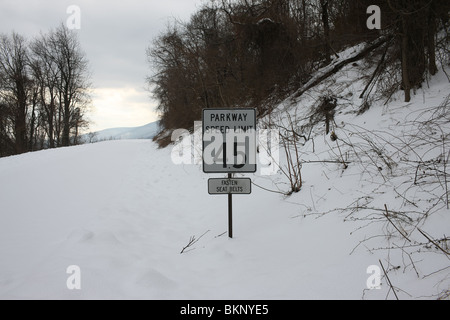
[[228, 173, 233, 238], [208, 176, 252, 238], [202, 109, 256, 238]]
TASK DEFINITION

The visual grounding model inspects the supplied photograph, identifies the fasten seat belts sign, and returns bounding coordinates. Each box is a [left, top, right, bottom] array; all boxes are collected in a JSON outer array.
[[202, 108, 257, 173], [208, 178, 252, 195]]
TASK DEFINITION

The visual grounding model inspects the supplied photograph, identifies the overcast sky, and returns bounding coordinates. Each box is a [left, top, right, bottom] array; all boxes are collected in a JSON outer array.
[[0, 0, 203, 131]]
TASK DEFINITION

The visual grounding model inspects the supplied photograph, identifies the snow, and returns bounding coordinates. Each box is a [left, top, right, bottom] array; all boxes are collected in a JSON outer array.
[[0, 138, 370, 299], [1, 48, 449, 300]]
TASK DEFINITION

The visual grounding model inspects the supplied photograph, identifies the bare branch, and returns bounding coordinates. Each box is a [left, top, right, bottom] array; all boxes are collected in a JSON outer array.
[[180, 230, 210, 254]]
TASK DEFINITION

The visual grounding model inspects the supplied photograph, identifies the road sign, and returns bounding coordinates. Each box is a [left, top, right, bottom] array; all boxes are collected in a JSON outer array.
[[208, 178, 252, 195], [202, 108, 256, 173]]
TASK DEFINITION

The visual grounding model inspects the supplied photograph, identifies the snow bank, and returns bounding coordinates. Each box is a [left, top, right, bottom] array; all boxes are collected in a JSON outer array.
[[0, 51, 449, 300]]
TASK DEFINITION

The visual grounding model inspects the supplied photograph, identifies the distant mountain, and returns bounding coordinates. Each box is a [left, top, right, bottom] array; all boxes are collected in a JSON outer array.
[[83, 121, 160, 143]]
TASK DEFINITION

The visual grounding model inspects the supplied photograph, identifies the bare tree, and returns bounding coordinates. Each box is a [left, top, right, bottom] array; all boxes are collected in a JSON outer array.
[[385, 0, 449, 102], [0, 25, 91, 157], [30, 32, 61, 148], [48, 24, 91, 147], [0, 32, 32, 154]]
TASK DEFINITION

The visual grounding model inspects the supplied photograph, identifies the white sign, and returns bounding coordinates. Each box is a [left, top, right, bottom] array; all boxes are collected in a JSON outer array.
[[202, 109, 256, 173], [208, 178, 252, 195]]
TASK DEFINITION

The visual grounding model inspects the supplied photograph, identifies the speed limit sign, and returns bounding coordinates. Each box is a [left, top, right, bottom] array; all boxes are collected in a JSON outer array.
[[202, 109, 256, 173]]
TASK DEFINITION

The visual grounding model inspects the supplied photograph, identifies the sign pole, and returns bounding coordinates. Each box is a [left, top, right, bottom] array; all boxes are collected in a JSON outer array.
[[228, 173, 233, 238]]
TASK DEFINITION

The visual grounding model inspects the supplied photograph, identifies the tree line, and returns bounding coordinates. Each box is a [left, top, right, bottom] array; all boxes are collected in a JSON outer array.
[[147, 0, 449, 147], [0, 24, 91, 157]]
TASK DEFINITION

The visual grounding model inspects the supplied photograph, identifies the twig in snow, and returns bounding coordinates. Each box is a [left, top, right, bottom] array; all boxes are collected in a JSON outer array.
[[215, 231, 227, 238], [180, 230, 210, 254], [384, 204, 411, 242], [379, 259, 399, 300], [417, 228, 450, 256], [443, 142, 449, 210]]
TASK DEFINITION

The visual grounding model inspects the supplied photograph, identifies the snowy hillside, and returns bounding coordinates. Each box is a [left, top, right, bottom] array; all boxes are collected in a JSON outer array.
[[1, 50, 449, 300], [83, 121, 160, 143]]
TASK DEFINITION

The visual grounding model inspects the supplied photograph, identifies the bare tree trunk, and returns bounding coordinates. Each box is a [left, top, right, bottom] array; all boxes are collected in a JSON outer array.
[[15, 80, 28, 154], [427, 3, 438, 75], [301, 0, 307, 46], [28, 91, 38, 151], [320, 0, 331, 64], [56, 93, 62, 146], [62, 97, 71, 147], [48, 109, 55, 148], [401, 16, 411, 102]]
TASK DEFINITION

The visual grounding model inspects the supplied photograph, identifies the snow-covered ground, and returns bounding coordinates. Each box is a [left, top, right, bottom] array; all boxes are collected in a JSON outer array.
[[0, 138, 379, 299], [0, 49, 449, 300]]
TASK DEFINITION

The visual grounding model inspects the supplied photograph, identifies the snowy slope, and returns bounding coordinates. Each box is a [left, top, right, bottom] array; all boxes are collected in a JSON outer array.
[[0, 50, 449, 300]]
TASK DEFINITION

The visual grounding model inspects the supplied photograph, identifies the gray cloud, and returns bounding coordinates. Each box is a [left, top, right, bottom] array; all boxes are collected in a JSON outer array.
[[0, 0, 201, 129]]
